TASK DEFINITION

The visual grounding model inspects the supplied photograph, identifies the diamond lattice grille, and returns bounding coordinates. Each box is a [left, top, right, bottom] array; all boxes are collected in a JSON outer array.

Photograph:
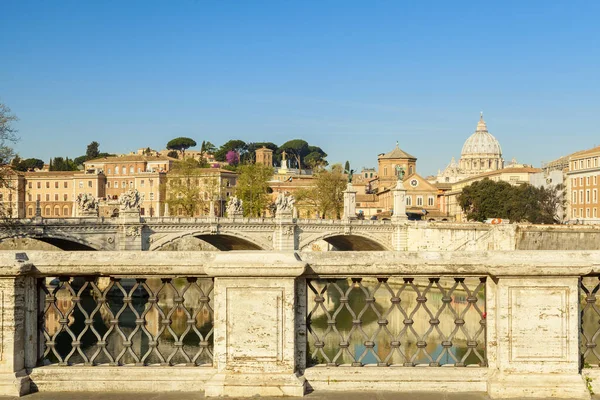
[[39, 276, 214, 366], [307, 277, 486, 367]]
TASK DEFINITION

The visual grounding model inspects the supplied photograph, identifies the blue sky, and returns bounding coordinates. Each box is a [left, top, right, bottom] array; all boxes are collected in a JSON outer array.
[[1, 0, 599, 176]]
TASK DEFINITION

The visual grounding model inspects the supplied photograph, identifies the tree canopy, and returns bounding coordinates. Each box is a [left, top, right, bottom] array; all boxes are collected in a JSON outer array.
[[12, 157, 44, 171], [49, 157, 78, 171], [295, 164, 347, 219], [86, 141, 100, 160], [214, 140, 247, 162], [167, 137, 197, 158], [458, 178, 565, 224], [162, 158, 219, 217], [235, 163, 273, 217], [277, 140, 327, 171]]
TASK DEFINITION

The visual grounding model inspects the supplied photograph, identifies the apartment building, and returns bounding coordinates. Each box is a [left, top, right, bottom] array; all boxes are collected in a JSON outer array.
[[567, 145, 600, 223]]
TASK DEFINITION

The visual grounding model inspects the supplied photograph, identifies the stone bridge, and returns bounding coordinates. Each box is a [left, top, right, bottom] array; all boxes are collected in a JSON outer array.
[[3, 216, 600, 252], [0, 216, 404, 251]]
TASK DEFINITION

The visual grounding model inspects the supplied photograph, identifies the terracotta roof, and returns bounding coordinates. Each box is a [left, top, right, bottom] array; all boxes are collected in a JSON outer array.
[[570, 145, 600, 159], [85, 154, 176, 164], [378, 145, 416, 160], [23, 171, 79, 177]]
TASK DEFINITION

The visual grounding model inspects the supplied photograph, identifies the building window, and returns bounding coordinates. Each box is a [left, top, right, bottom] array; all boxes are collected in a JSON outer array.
[[122, 167, 126, 174], [64, 206, 69, 216], [64, 182, 68, 188], [149, 179, 154, 187], [37, 182, 41, 189], [594, 208, 598, 218], [138, 168, 141, 173], [115, 181, 119, 188], [54, 207, 60, 216], [140, 207, 145, 216], [88, 181, 92, 188], [573, 191, 577, 204], [580, 190, 584, 203], [28, 194, 32, 201], [108, 169, 112, 174], [46, 182, 50, 188], [140, 180, 145, 187], [595, 158, 599, 167], [406, 196, 412, 206], [45, 194, 50, 201], [416, 196, 423, 206], [588, 159, 591, 168], [28, 207, 33, 216], [594, 176, 598, 185], [28, 182, 32, 189], [594, 189, 598, 203], [107, 182, 111, 188], [79, 182, 83, 189], [55, 182, 59, 188], [572, 178, 576, 187], [384, 167, 388, 176], [115, 167, 119, 174], [129, 166, 134, 173], [129, 181, 133, 188], [580, 177, 583, 185], [122, 181, 126, 188], [36, 194, 41, 201], [587, 177, 591, 185], [428, 196, 435, 206], [45, 207, 50, 216], [581, 160, 584, 168], [587, 208, 591, 218], [573, 209, 577, 218], [54, 194, 58, 201], [580, 208, 584, 217], [149, 192, 154, 200], [587, 190, 591, 203]]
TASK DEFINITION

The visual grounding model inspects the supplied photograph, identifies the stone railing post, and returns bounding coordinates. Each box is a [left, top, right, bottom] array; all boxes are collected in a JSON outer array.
[[0, 253, 34, 396], [342, 183, 357, 220], [488, 273, 588, 399], [204, 252, 306, 397], [273, 212, 295, 251]]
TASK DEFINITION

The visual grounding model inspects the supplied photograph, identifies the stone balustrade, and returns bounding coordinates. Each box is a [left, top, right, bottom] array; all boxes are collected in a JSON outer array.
[[0, 250, 599, 398]]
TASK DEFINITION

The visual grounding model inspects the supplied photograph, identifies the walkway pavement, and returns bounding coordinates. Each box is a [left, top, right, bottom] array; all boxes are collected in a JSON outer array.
[[2, 394, 487, 400], [0, 393, 589, 400]]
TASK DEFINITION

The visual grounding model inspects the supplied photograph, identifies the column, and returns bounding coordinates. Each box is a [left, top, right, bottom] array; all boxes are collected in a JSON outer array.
[[273, 211, 295, 251], [487, 275, 588, 399], [204, 252, 306, 397], [0, 253, 33, 396], [343, 183, 357, 220]]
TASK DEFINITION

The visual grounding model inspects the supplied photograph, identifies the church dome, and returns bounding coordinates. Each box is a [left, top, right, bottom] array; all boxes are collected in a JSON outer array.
[[461, 114, 502, 157]]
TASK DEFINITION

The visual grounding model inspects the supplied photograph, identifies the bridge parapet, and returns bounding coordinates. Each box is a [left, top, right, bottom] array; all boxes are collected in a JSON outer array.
[[0, 250, 598, 398]]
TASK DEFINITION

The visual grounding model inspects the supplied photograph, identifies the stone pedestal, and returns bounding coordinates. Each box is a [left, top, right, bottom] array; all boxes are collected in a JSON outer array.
[[0, 255, 33, 396], [204, 253, 306, 397], [488, 276, 588, 399], [343, 184, 357, 220], [391, 180, 407, 222], [274, 212, 295, 251], [78, 210, 98, 218]]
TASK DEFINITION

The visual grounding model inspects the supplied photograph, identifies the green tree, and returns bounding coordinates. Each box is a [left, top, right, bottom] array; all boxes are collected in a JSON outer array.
[[12, 157, 44, 171], [278, 139, 308, 170], [458, 178, 565, 223], [86, 141, 100, 160], [167, 137, 197, 158], [163, 158, 212, 216], [214, 140, 247, 162], [49, 157, 78, 171], [235, 163, 273, 217], [295, 164, 347, 219], [167, 150, 179, 159]]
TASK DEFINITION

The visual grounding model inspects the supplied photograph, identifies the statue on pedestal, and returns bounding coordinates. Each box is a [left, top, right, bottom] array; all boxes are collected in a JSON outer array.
[[275, 192, 295, 216], [226, 196, 243, 217], [76, 193, 98, 216], [119, 189, 144, 211]]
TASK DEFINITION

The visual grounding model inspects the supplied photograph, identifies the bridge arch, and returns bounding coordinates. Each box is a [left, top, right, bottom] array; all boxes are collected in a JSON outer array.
[[0, 232, 100, 251], [150, 229, 271, 251], [300, 232, 392, 251]]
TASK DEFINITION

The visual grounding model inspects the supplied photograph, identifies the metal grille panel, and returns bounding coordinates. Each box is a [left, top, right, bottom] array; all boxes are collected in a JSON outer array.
[[39, 276, 214, 366], [307, 277, 486, 367], [581, 276, 600, 366]]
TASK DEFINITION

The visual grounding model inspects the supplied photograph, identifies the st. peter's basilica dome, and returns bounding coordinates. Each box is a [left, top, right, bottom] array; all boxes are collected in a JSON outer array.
[[461, 114, 502, 157]]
